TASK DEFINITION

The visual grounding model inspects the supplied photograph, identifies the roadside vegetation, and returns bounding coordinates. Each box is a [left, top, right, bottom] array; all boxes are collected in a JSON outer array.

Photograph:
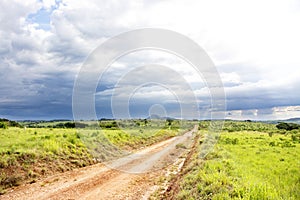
[[0, 127, 94, 194], [2, 119, 299, 198], [175, 121, 300, 200], [0, 118, 194, 194]]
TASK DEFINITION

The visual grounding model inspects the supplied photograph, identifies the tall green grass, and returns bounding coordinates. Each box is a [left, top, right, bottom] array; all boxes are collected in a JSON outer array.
[[177, 130, 300, 200], [0, 123, 189, 194], [0, 127, 94, 194]]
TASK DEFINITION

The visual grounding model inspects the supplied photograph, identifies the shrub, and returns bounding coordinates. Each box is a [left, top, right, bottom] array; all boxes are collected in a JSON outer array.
[[223, 137, 239, 145], [276, 122, 300, 131], [64, 122, 75, 128], [268, 132, 273, 137], [291, 134, 300, 143], [269, 142, 276, 146], [0, 122, 7, 129], [280, 141, 296, 148]]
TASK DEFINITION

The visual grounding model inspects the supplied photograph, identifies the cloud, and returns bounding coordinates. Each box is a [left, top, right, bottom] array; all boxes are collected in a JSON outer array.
[[227, 105, 300, 120], [95, 64, 201, 119], [0, 0, 299, 120]]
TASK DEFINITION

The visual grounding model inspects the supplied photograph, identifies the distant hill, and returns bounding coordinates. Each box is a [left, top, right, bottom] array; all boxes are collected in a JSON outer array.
[[285, 117, 300, 122], [281, 118, 300, 124], [263, 117, 300, 125], [146, 115, 176, 120]]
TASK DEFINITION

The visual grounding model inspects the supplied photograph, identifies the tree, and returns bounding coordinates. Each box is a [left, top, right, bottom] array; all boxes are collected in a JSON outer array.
[[0, 122, 7, 129], [64, 122, 76, 128], [276, 122, 300, 131], [166, 119, 173, 126]]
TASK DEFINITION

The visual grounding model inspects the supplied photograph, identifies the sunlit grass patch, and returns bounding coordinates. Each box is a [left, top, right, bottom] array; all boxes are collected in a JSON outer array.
[[177, 130, 300, 200]]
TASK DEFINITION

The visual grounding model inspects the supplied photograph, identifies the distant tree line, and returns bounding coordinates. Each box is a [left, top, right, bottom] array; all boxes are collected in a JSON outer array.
[[48, 122, 88, 128], [25, 121, 89, 128], [0, 118, 22, 128], [199, 120, 276, 132], [99, 121, 118, 129]]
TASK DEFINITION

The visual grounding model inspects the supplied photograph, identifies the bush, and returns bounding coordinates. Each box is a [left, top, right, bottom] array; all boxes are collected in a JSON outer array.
[[276, 122, 300, 131], [223, 137, 239, 145], [291, 134, 300, 143], [0, 122, 7, 129], [99, 121, 118, 129], [280, 141, 296, 148], [64, 122, 76, 128], [0, 119, 21, 128], [269, 142, 276, 146]]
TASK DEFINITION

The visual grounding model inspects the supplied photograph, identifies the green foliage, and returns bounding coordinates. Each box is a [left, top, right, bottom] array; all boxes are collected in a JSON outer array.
[[176, 130, 300, 199], [199, 120, 276, 133], [221, 137, 239, 145], [0, 128, 94, 191], [51, 122, 88, 128], [0, 118, 21, 128], [99, 120, 118, 129], [0, 123, 7, 129], [0, 120, 194, 191], [78, 126, 181, 162], [20, 120, 88, 129], [276, 122, 300, 131], [166, 118, 173, 126], [223, 121, 276, 132], [8, 120, 22, 128], [291, 133, 300, 143]]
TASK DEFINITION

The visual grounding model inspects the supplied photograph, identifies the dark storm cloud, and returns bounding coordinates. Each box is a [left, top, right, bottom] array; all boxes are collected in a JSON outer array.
[[0, 71, 75, 119], [0, 0, 299, 120], [224, 80, 300, 111]]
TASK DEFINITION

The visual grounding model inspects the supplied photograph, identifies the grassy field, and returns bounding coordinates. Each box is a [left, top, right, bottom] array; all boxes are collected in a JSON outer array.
[[176, 122, 300, 199], [1, 120, 299, 198], [0, 119, 194, 194], [0, 128, 93, 194]]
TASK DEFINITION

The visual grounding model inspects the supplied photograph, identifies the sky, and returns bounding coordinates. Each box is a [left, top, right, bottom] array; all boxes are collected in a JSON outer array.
[[0, 0, 300, 120]]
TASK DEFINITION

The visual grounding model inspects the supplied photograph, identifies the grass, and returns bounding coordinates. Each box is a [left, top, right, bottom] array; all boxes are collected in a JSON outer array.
[[176, 128, 300, 199], [3, 120, 298, 198], [74, 127, 184, 161], [0, 128, 94, 192], [0, 120, 193, 193]]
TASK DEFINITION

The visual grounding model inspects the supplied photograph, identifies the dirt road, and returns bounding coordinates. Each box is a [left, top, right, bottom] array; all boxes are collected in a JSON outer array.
[[1, 126, 198, 200]]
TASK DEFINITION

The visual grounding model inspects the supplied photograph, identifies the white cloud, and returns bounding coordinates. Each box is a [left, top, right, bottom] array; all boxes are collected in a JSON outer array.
[[42, 0, 56, 11], [228, 106, 300, 120], [0, 0, 299, 119]]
